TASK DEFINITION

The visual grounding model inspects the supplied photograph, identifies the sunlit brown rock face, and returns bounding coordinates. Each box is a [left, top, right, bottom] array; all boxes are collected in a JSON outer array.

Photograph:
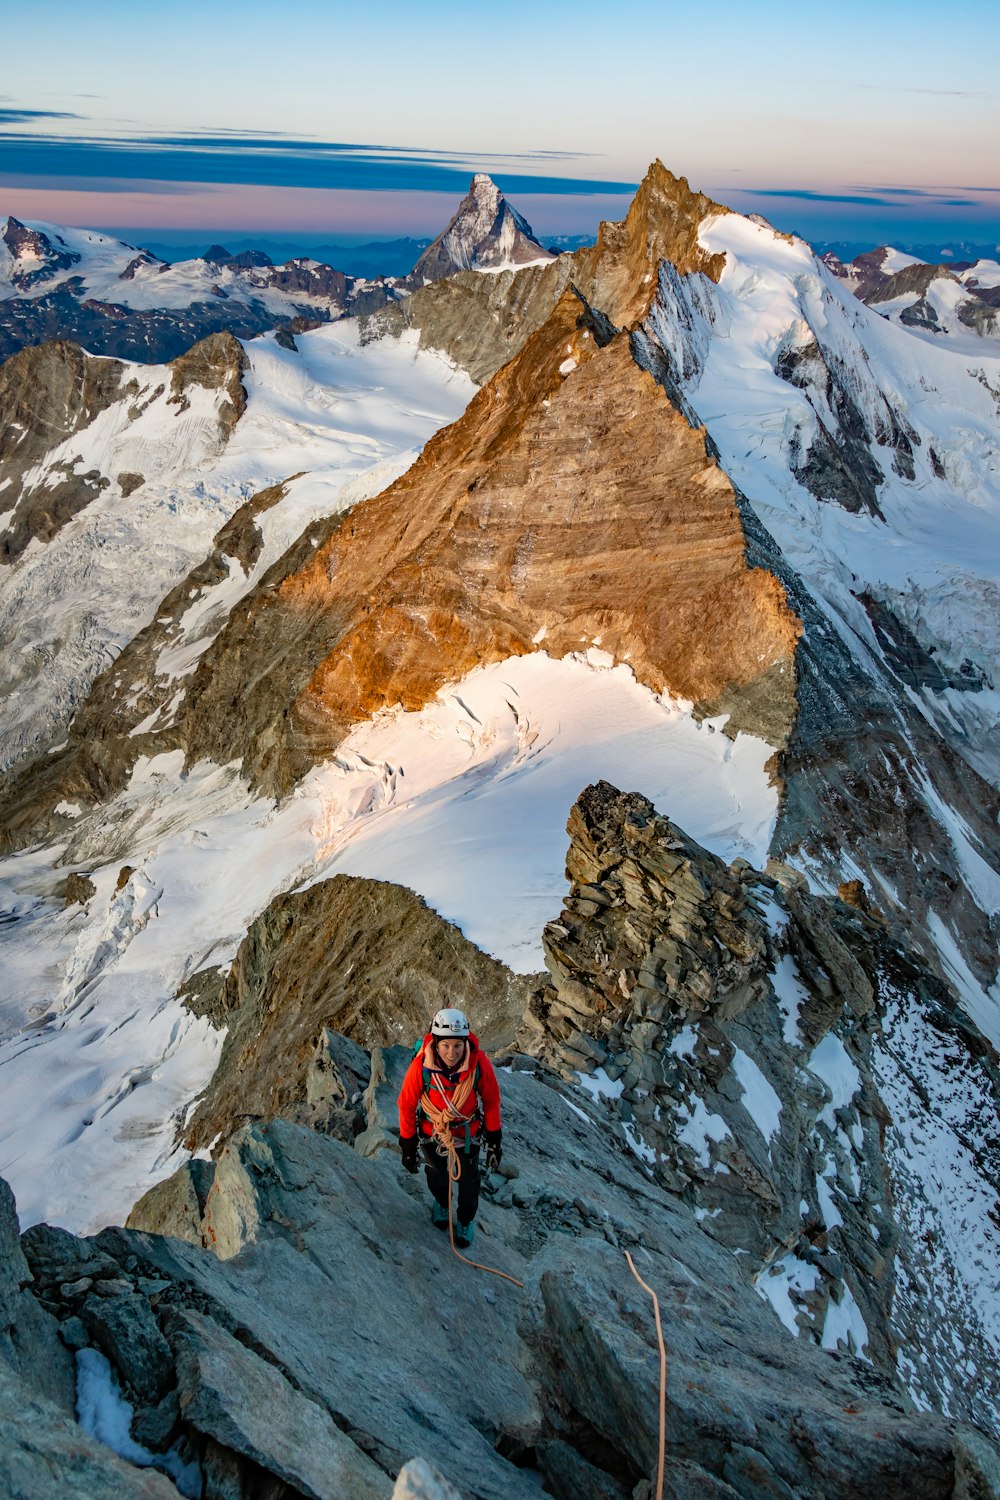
[[183, 287, 799, 795]]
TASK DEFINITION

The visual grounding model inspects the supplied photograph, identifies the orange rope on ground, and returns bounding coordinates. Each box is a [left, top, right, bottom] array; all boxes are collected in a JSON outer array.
[[419, 1086, 524, 1289], [626, 1250, 666, 1500], [445, 1148, 524, 1289]]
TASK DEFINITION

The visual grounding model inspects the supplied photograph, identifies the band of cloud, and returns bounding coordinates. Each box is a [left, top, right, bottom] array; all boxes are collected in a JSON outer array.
[[0, 129, 636, 197]]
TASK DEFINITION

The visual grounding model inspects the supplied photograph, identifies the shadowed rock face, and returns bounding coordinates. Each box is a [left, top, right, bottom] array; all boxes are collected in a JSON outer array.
[[735, 500, 1000, 994], [180, 873, 537, 1152], [178, 288, 798, 796], [0, 331, 248, 566], [519, 782, 1000, 1435], [363, 160, 730, 384], [0, 340, 125, 563]]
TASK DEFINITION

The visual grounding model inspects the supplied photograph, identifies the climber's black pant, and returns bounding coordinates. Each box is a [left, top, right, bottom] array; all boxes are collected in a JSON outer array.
[[421, 1140, 481, 1225]]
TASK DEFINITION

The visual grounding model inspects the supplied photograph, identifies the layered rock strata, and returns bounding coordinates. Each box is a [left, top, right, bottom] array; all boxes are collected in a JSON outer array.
[[177, 287, 797, 798], [179, 873, 536, 1152], [0, 279, 798, 848]]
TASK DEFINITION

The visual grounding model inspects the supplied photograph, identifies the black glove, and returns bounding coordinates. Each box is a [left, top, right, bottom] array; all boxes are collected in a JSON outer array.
[[483, 1129, 502, 1172], [399, 1135, 419, 1175]]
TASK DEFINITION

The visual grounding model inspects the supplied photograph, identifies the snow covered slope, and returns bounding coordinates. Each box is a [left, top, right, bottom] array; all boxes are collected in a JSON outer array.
[[642, 209, 1000, 1026], [0, 323, 475, 772]]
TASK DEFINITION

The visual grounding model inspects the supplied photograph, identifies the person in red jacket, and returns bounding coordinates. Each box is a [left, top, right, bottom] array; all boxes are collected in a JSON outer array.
[[397, 1008, 502, 1249]]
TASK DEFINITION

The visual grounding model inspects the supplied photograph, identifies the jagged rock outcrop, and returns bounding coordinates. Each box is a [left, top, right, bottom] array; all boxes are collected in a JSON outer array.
[[409, 173, 554, 283], [178, 873, 536, 1151], [166, 330, 247, 438], [363, 160, 729, 383], [10, 1069, 1000, 1499], [519, 782, 1000, 1433]]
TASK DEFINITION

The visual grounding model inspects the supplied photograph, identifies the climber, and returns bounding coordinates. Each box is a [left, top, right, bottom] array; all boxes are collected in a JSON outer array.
[[397, 1008, 502, 1250]]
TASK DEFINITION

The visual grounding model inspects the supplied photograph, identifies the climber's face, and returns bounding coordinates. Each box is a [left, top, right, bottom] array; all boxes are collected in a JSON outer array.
[[437, 1038, 464, 1067]]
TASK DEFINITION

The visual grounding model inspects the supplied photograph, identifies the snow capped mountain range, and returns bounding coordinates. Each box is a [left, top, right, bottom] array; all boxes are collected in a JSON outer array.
[[826, 242, 1000, 351], [2, 160, 1000, 1493], [0, 175, 555, 365]]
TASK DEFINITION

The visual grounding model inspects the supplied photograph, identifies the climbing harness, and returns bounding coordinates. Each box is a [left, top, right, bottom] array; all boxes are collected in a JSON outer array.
[[419, 1077, 524, 1289]]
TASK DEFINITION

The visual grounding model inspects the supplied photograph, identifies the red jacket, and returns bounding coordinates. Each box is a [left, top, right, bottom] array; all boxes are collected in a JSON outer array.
[[398, 1032, 501, 1142]]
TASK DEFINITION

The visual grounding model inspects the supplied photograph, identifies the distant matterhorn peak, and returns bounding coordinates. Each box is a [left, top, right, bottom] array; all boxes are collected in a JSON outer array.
[[409, 172, 555, 283]]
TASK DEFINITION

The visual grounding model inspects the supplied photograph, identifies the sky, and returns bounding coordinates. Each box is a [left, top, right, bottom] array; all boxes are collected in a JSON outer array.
[[2, 0, 998, 250]]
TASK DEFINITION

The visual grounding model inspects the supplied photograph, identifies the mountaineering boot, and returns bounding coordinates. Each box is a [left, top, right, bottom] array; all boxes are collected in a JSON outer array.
[[431, 1201, 449, 1232], [454, 1220, 475, 1249]]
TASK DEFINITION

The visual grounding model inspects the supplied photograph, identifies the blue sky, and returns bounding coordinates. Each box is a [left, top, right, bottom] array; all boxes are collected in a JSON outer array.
[[2, 0, 998, 246]]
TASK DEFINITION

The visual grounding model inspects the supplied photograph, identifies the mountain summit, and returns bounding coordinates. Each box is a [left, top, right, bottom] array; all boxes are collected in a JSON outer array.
[[409, 172, 554, 282]]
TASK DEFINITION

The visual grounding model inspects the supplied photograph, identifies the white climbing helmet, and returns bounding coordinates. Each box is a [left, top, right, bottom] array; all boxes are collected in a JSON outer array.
[[431, 1008, 470, 1039]]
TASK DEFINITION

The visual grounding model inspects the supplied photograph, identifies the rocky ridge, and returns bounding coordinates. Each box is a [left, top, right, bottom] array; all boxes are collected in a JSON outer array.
[[0, 274, 799, 845], [2, 1074, 997, 1498], [362, 160, 727, 384], [0, 157, 999, 1499], [520, 782, 1000, 1432], [2, 154, 996, 1022], [636, 224, 1000, 998], [177, 873, 537, 1152]]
